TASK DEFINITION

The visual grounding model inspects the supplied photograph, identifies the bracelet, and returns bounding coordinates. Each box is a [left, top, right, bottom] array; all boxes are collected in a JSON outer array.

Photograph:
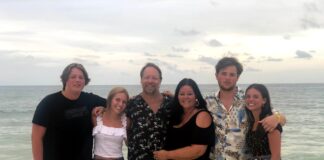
[[274, 111, 281, 122]]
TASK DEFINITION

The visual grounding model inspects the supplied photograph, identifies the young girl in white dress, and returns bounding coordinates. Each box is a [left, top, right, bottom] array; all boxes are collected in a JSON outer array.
[[92, 87, 129, 160]]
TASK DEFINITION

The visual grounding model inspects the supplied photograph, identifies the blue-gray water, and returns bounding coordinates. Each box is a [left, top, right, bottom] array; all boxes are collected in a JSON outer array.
[[1, 84, 323, 160]]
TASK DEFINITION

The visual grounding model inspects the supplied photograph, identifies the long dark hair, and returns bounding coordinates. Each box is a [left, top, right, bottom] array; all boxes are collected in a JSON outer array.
[[170, 78, 207, 125], [245, 83, 273, 124]]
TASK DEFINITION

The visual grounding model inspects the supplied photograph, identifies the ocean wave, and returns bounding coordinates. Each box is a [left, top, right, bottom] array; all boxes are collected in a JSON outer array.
[[0, 109, 34, 114]]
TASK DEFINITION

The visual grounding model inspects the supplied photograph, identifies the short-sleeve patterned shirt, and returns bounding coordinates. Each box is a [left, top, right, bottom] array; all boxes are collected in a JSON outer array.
[[206, 90, 250, 160], [125, 94, 172, 160]]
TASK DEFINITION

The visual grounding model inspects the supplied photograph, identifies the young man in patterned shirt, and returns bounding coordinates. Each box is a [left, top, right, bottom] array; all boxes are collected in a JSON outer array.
[[206, 57, 286, 160]]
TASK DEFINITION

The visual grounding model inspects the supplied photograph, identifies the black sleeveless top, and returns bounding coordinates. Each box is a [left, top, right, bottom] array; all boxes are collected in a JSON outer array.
[[246, 124, 282, 157], [164, 110, 215, 160]]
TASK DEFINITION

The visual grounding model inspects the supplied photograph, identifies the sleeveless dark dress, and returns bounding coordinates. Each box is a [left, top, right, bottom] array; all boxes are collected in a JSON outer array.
[[246, 124, 282, 159], [164, 110, 215, 160]]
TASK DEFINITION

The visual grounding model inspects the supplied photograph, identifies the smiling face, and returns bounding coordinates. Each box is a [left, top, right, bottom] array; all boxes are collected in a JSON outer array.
[[64, 67, 86, 93], [141, 66, 161, 95], [245, 88, 266, 112], [216, 65, 239, 91], [178, 85, 196, 110], [109, 92, 128, 115]]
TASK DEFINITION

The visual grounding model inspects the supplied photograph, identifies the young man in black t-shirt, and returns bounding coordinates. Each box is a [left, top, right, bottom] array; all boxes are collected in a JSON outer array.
[[32, 63, 106, 160]]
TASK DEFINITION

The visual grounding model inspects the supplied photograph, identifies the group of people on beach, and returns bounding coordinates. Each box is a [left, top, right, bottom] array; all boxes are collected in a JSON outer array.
[[31, 57, 286, 160]]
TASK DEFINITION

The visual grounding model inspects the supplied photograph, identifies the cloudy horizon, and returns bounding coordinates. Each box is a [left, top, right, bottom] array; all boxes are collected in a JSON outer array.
[[1, 0, 323, 85]]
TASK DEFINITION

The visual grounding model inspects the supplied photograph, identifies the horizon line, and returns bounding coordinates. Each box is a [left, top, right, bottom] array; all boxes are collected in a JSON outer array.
[[1, 82, 323, 87]]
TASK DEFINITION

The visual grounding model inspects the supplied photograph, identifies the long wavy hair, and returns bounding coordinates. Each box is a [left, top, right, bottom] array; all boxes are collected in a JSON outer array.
[[245, 83, 273, 125], [106, 87, 129, 108], [170, 78, 207, 125]]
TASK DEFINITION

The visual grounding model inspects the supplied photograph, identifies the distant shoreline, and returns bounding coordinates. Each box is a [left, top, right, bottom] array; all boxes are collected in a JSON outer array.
[[1, 82, 324, 87]]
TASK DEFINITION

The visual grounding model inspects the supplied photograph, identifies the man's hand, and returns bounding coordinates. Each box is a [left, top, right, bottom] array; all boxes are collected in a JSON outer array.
[[259, 114, 278, 132], [92, 106, 105, 116], [153, 150, 169, 160], [162, 90, 173, 97]]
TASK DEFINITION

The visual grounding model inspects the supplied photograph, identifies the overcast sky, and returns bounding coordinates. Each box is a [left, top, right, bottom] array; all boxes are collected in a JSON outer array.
[[0, 0, 323, 85]]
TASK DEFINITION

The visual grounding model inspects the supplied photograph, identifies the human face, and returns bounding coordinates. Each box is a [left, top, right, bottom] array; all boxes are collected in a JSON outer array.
[[216, 65, 239, 91], [178, 85, 196, 111], [141, 67, 161, 95], [245, 88, 266, 112], [65, 68, 86, 93], [109, 93, 128, 115]]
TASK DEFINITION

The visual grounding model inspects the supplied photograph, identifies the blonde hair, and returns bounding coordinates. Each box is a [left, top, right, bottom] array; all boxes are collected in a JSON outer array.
[[106, 87, 129, 108]]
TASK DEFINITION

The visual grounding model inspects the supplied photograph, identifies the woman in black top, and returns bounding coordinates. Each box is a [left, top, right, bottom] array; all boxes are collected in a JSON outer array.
[[245, 84, 282, 160], [154, 78, 215, 160]]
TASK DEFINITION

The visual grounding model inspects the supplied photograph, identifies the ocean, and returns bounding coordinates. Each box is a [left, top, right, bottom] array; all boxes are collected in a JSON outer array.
[[0, 83, 323, 160]]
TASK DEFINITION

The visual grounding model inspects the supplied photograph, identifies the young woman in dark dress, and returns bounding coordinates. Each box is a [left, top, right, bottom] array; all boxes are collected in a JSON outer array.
[[245, 84, 282, 160]]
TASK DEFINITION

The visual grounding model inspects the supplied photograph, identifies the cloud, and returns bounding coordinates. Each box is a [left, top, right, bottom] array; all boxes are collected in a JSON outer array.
[[0, 31, 36, 36], [171, 46, 190, 53], [146, 58, 195, 74], [303, 2, 320, 13], [206, 39, 223, 47], [174, 29, 200, 36], [64, 40, 109, 52], [0, 50, 20, 54], [223, 51, 240, 57], [283, 35, 291, 40], [143, 52, 156, 57], [265, 57, 283, 62], [128, 60, 135, 64], [198, 56, 218, 66], [243, 55, 282, 63], [245, 67, 261, 72], [79, 54, 101, 59], [243, 53, 251, 56], [72, 57, 100, 66], [165, 54, 183, 58], [301, 2, 322, 29], [300, 17, 321, 29], [209, 0, 219, 7], [295, 50, 312, 59], [243, 56, 256, 63], [146, 58, 180, 72]]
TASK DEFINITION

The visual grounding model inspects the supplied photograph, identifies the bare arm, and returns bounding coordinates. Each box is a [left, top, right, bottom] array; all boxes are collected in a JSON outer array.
[[92, 106, 105, 117], [153, 111, 212, 160], [154, 145, 207, 160], [32, 124, 46, 160], [92, 112, 97, 127], [260, 112, 286, 132], [268, 129, 281, 160]]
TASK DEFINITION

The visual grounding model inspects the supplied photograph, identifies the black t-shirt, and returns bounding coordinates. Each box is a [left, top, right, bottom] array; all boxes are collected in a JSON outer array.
[[32, 91, 106, 160]]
